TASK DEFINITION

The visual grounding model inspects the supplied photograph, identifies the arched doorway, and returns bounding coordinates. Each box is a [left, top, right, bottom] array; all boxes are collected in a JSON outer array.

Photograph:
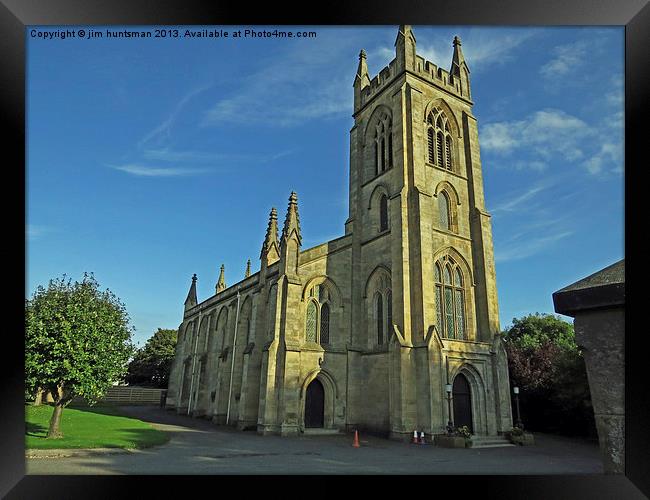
[[453, 373, 473, 432], [305, 378, 325, 428]]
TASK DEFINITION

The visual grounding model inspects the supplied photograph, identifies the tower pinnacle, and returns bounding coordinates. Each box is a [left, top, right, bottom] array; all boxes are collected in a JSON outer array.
[[260, 207, 280, 264], [281, 191, 302, 246], [450, 34, 471, 97], [245, 258, 251, 278], [216, 264, 226, 293], [394, 25, 417, 72], [450, 35, 469, 75], [184, 273, 197, 311], [354, 49, 370, 85]]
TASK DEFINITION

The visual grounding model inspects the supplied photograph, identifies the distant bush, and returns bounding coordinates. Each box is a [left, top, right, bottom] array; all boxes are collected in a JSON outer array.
[[503, 313, 596, 438]]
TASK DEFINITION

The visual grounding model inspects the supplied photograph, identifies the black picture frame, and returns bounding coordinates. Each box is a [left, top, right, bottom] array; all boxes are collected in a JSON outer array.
[[3, 0, 645, 497]]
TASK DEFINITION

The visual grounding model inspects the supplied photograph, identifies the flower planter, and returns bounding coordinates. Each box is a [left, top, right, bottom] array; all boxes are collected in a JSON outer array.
[[507, 432, 535, 446], [433, 434, 467, 448]]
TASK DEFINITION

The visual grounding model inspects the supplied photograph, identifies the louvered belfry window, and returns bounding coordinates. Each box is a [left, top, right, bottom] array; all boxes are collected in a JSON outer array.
[[427, 108, 454, 172]]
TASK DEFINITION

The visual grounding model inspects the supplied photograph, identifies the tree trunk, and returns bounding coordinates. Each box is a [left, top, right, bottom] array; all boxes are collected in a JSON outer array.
[[34, 388, 43, 406], [46, 403, 64, 439], [46, 385, 71, 439]]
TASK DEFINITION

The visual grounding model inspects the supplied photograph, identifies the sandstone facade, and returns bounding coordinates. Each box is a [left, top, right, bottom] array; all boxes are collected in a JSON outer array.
[[166, 26, 513, 439]]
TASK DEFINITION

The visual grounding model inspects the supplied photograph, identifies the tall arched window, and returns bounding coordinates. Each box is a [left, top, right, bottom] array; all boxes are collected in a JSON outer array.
[[386, 290, 393, 339], [379, 194, 389, 232], [427, 108, 454, 171], [320, 303, 330, 345], [439, 192, 451, 230], [375, 293, 384, 344], [374, 141, 379, 176], [373, 112, 392, 178], [267, 285, 277, 340], [437, 131, 444, 167], [368, 272, 392, 348], [305, 283, 334, 347], [306, 301, 318, 342], [434, 256, 466, 340]]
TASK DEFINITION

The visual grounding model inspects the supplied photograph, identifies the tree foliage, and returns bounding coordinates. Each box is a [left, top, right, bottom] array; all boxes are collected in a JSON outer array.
[[25, 273, 135, 438], [503, 313, 595, 437], [125, 328, 177, 388]]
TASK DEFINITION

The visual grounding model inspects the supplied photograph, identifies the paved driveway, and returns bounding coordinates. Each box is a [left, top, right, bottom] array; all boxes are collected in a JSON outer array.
[[26, 406, 604, 475]]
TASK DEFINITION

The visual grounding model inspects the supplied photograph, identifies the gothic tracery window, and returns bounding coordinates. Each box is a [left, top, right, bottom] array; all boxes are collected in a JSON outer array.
[[434, 256, 466, 340], [305, 283, 333, 347], [427, 108, 454, 172]]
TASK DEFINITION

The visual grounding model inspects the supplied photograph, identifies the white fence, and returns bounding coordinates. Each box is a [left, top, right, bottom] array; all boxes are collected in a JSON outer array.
[[73, 386, 167, 406]]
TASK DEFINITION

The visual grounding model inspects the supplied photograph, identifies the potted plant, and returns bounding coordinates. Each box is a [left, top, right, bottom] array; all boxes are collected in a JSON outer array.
[[434, 425, 470, 448], [506, 426, 534, 445]]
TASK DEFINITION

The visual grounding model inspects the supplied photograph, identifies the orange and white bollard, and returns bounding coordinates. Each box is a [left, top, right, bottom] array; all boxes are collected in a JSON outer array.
[[352, 430, 360, 448], [412, 430, 419, 444], [419, 431, 426, 445]]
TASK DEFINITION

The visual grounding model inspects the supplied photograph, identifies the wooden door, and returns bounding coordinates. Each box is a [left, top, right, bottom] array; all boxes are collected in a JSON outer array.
[[305, 379, 325, 428]]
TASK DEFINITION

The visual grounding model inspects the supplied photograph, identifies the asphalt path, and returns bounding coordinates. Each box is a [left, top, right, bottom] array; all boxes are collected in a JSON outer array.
[[26, 406, 604, 475]]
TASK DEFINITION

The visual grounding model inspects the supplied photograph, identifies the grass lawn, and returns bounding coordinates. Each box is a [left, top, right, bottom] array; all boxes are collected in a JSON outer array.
[[26, 404, 170, 450]]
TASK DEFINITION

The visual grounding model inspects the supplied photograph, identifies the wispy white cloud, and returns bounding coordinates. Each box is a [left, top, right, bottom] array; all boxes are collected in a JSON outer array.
[[142, 148, 296, 164], [418, 29, 539, 73], [26, 224, 55, 241], [481, 108, 622, 176], [539, 40, 589, 78], [110, 164, 210, 177], [138, 84, 212, 149], [495, 230, 574, 263], [202, 32, 363, 127], [490, 181, 553, 215], [582, 142, 622, 175]]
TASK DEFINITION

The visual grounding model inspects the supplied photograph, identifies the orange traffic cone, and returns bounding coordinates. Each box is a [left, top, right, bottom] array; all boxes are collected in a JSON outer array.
[[412, 430, 418, 444], [352, 430, 360, 448], [419, 431, 426, 445]]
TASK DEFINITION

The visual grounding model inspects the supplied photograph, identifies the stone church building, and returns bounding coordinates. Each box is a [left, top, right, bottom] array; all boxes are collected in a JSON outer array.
[[166, 26, 513, 439]]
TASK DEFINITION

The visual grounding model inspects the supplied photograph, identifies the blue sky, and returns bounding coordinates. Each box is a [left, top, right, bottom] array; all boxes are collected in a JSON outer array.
[[26, 26, 624, 347]]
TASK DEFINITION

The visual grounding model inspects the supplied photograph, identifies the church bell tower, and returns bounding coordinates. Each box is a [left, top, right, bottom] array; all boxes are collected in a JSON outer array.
[[347, 25, 511, 438]]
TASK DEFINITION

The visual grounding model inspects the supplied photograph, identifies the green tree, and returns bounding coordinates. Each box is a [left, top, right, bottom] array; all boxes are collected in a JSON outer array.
[[125, 328, 178, 388], [25, 273, 135, 438], [503, 313, 595, 436]]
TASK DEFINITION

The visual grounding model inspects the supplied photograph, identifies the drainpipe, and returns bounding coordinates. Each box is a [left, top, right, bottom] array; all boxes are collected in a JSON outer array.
[[187, 309, 202, 415], [226, 287, 241, 425]]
